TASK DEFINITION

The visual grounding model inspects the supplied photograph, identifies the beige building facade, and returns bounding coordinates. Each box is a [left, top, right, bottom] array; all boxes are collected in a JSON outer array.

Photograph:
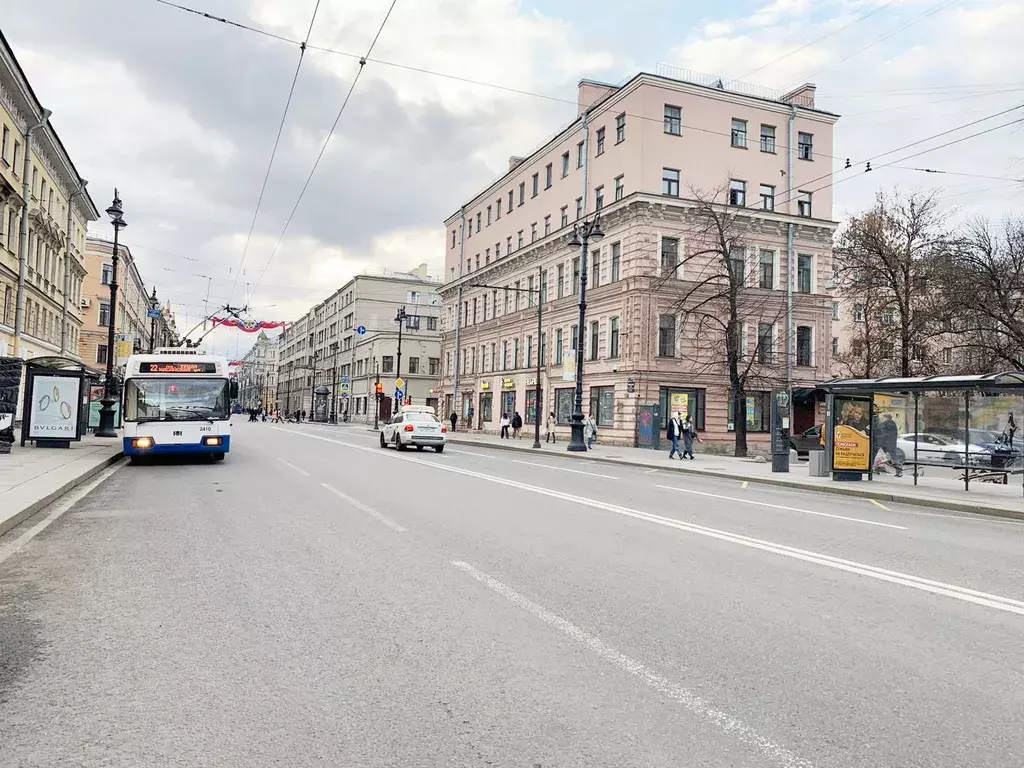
[[440, 71, 839, 446], [277, 266, 442, 421], [238, 330, 278, 410], [0, 29, 98, 362]]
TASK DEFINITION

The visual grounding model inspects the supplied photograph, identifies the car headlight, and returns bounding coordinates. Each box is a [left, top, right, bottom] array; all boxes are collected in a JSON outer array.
[[133, 437, 154, 449]]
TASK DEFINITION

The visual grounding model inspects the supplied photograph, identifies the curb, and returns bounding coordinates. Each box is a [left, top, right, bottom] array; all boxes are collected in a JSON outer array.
[[448, 438, 1024, 521], [0, 451, 125, 537]]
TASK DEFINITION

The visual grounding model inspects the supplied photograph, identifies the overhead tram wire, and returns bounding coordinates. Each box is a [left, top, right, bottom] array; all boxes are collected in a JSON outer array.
[[226, 0, 323, 308], [246, 0, 399, 303], [152, 0, 301, 44]]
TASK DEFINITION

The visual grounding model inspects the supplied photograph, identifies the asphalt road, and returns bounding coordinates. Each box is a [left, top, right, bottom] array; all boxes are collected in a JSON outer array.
[[2, 420, 1022, 767]]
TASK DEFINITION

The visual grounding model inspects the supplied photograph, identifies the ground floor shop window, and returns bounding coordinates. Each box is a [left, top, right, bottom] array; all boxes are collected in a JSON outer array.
[[526, 390, 539, 424], [590, 386, 615, 427], [727, 391, 770, 432], [556, 388, 574, 424], [479, 392, 493, 427], [501, 390, 516, 419], [659, 387, 705, 430]]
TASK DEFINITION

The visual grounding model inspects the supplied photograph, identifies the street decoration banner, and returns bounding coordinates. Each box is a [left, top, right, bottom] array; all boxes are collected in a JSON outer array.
[[832, 396, 872, 472], [29, 375, 81, 440], [212, 318, 287, 333]]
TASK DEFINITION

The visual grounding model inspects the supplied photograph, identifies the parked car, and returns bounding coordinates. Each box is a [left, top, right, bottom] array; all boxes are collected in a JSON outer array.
[[789, 425, 823, 455], [380, 408, 447, 452], [896, 432, 989, 464]]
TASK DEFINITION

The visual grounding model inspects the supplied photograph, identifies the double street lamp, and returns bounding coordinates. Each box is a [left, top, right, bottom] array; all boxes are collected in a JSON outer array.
[[95, 190, 126, 439], [566, 214, 604, 453], [148, 287, 159, 353]]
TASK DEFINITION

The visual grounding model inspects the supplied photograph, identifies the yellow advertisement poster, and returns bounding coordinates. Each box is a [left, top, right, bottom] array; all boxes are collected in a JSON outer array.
[[669, 392, 689, 419], [833, 397, 871, 471], [115, 341, 134, 360], [873, 393, 908, 433]]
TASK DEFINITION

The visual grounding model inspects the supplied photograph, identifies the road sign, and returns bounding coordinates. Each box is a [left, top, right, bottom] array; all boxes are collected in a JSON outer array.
[[356, 325, 367, 335], [341, 375, 350, 383], [394, 388, 404, 401], [394, 377, 405, 390], [340, 393, 349, 399], [340, 382, 350, 393], [147, 308, 162, 319]]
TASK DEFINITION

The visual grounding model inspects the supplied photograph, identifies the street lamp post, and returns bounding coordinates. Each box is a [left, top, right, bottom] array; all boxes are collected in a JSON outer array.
[[148, 286, 158, 353], [566, 215, 604, 452], [395, 306, 407, 407], [95, 190, 126, 438]]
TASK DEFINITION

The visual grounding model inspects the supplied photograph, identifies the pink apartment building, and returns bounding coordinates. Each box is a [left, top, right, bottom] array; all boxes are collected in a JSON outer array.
[[439, 71, 839, 447]]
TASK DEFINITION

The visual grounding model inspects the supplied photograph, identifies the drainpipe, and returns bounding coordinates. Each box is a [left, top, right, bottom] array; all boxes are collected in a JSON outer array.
[[13, 108, 51, 357], [786, 104, 796, 401], [61, 178, 88, 356]]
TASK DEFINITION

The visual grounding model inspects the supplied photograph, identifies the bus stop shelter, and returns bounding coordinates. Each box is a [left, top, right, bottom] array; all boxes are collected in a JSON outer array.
[[820, 373, 1024, 495]]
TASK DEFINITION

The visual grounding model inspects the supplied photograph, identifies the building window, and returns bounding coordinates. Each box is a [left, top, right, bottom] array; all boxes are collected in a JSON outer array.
[[572, 257, 580, 295], [760, 184, 775, 211], [664, 104, 682, 135], [556, 388, 574, 424], [595, 186, 604, 211], [545, 163, 553, 189], [101, 263, 113, 285], [577, 141, 585, 169], [531, 223, 537, 242], [658, 314, 676, 357], [560, 206, 568, 227], [555, 329, 563, 364], [406, 314, 421, 330], [614, 175, 624, 201], [590, 386, 615, 428], [532, 173, 539, 197], [832, 337, 840, 357], [854, 304, 866, 322], [486, 205, 492, 225], [728, 247, 745, 283], [661, 237, 679, 276], [759, 250, 774, 289], [731, 119, 747, 148], [526, 335, 533, 367], [485, 248, 491, 265], [408, 357, 420, 374], [495, 242, 501, 258], [557, 264, 565, 298], [570, 324, 579, 354], [596, 127, 605, 155], [797, 326, 813, 367], [508, 189, 514, 211], [797, 254, 813, 293], [507, 236, 512, 253], [591, 250, 600, 289], [518, 182, 525, 206], [662, 168, 680, 197], [832, 301, 840, 320], [513, 338, 520, 368], [98, 301, 111, 326], [798, 132, 814, 160], [517, 230, 524, 249], [611, 242, 621, 282], [616, 113, 625, 143], [728, 392, 770, 433], [576, 197, 583, 220], [475, 212, 481, 232], [496, 199, 502, 220], [609, 317, 620, 358], [760, 124, 776, 153], [729, 179, 746, 206], [382, 356, 394, 373], [1, 126, 8, 162], [562, 151, 570, 177], [797, 191, 812, 218], [541, 270, 548, 303], [544, 215, 551, 236], [96, 344, 108, 364], [757, 323, 774, 364]]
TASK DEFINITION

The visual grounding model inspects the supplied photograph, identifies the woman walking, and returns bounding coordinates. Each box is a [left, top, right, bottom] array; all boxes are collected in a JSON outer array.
[[545, 411, 556, 443], [681, 414, 701, 459], [584, 412, 597, 449], [500, 413, 511, 439]]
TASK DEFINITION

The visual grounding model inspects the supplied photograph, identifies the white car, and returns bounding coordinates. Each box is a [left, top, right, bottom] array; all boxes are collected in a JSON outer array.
[[380, 409, 447, 452], [896, 432, 989, 464]]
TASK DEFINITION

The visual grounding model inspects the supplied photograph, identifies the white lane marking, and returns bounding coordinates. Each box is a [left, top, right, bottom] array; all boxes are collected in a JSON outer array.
[[272, 427, 1024, 616], [0, 462, 123, 566], [452, 560, 814, 768], [277, 458, 310, 476], [512, 459, 618, 479], [446, 449, 497, 459], [655, 484, 907, 530], [321, 483, 407, 532], [643, 469, 660, 475]]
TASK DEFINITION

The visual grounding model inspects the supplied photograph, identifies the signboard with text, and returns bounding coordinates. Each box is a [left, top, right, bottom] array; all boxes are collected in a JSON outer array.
[[832, 396, 872, 472], [27, 373, 82, 441]]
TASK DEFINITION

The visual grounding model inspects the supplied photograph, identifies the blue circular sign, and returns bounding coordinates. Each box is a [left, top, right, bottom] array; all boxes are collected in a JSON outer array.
[[356, 325, 367, 335]]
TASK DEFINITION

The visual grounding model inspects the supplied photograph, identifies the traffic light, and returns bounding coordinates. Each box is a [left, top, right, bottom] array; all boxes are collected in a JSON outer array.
[[375, 382, 383, 395]]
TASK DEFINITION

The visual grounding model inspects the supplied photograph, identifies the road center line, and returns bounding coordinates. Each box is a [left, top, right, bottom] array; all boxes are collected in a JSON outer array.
[[446, 449, 497, 459], [321, 483, 407, 532], [452, 560, 814, 768], [655, 484, 906, 530], [277, 458, 310, 476], [512, 459, 617, 479], [272, 427, 1024, 616], [643, 469, 660, 475], [870, 499, 891, 511]]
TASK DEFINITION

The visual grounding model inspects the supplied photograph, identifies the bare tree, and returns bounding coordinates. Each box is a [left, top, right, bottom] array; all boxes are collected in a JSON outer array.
[[657, 186, 787, 457], [940, 216, 1024, 370], [834, 189, 948, 377]]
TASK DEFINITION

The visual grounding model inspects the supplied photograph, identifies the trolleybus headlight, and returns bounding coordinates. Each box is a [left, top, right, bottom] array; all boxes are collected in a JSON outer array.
[[203, 436, 222, 447], [133, 437, 154, 449]]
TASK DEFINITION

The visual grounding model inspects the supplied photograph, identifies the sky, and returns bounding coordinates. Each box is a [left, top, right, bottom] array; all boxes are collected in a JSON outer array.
[[2, 0, 1022, 359]]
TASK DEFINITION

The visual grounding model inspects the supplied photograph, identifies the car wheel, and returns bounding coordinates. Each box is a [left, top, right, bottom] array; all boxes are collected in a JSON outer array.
[[416, 445, 424, 451], [379, 432, 386, 448], [395, 434, 406, 451], [434, 445, 444, 453]]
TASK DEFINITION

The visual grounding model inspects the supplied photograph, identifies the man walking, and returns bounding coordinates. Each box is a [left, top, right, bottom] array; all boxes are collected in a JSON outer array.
[[450, 411, 458, 434], [667, 411, 683, 459], [877, 412, 903, 477], [512, 411, 523, 439]]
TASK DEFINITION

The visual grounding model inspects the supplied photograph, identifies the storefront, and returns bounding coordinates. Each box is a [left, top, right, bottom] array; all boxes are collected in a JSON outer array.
[[478, 382, 493, 429], [659, 387, 706, 430], [500, 378, 516, 419]]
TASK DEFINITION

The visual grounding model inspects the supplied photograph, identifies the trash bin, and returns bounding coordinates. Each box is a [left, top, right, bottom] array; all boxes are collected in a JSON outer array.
[[809, 450, 829, 477]]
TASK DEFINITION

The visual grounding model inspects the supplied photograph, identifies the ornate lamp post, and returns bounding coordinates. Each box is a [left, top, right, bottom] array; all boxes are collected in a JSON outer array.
[[95, 190, 126, 438], [566, 214, 603, 452]]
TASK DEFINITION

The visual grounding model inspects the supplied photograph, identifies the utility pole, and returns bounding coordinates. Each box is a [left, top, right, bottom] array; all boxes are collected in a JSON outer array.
[[373, 360, 381, 430], [395, 306, 407, 401]]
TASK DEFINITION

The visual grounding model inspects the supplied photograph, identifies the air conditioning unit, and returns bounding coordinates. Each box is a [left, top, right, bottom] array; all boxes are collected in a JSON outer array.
[[80, 298, 91, 308]]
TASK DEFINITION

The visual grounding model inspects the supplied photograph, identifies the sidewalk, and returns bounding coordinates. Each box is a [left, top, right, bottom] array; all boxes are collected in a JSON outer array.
[[446, 431, 1024, 520], [0, 436, 124, 536]]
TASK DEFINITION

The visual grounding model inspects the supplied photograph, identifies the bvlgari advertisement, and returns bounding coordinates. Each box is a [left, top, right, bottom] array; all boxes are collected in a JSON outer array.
[[29, 375, 82, 440]]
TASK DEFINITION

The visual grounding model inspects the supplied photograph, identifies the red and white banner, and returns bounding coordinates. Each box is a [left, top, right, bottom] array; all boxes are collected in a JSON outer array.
[[211, 318, 286, 333]]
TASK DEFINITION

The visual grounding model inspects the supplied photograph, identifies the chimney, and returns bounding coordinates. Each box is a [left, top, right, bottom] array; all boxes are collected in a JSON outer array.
[[577, 79, 619, 115]]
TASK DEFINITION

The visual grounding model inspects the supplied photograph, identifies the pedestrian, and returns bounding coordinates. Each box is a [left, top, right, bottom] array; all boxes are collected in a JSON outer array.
[[294, 409, 301, 423], [500, 413, 511, 439], [545, 411, 556, 443], [681, 414, 701, 459], [584, 412, 597, 448], [450, 411, 458, 433], [301, 409, 306, 422], [667, 411, 683, 459], [261, 409, 267, 422], [877, 412, 903, 477], [512, 411, 523, 438]]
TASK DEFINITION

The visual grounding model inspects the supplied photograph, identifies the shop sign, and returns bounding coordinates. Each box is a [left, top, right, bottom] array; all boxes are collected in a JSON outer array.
[[480, 381, 490, 390], [501, 378, 515, 389]]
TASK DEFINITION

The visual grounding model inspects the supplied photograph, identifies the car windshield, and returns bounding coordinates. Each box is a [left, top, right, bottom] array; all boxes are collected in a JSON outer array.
[[124, 378, 230, 422], [403, 412, 439, 423]]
